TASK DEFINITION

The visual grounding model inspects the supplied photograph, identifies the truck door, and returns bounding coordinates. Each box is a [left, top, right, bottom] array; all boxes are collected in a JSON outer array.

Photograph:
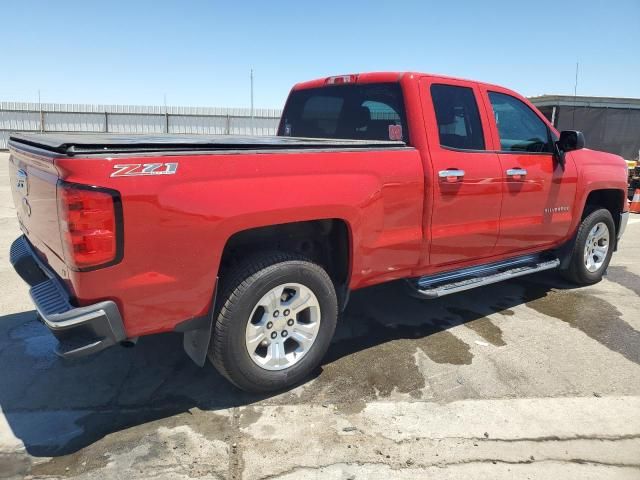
[[479, 87, 578, 254], [419, 77, 503, 266]]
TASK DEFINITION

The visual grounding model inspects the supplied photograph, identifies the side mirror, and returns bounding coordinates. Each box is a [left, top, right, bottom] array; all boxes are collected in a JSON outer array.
[[554, 130, 585, 167], [557, 130, 585, 152]]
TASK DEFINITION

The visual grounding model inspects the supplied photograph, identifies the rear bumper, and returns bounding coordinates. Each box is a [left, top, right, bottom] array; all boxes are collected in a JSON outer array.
[[9, 235, 126, 358]]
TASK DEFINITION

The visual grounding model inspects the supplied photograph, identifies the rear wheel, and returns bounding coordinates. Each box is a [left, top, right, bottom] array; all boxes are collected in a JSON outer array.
[[562, 208, 615, 285], [209, 252, 338, 392]]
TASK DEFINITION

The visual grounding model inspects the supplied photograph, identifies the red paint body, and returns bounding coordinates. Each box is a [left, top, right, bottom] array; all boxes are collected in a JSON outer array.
[[8, 72, 629, 339]]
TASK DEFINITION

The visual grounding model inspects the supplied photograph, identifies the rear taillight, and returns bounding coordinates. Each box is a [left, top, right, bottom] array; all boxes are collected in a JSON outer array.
[[57, 182, 122, 270]]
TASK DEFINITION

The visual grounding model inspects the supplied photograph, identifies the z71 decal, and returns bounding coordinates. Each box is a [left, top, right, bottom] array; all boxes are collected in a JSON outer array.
[[111, 163, 178, 177]]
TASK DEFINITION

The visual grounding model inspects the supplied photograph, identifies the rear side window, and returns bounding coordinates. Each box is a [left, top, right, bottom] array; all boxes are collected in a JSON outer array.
[[431, 84, 485, 150], [488, 92, 552, 153], [279, 83, 409, 143]]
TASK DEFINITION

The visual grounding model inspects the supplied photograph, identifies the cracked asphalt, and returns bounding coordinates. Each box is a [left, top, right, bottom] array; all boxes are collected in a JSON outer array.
[[1, 151, 640, 479]]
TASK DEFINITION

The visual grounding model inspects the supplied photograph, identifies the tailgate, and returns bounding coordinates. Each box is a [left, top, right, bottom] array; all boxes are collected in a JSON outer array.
[[8, 146, 65, 271]]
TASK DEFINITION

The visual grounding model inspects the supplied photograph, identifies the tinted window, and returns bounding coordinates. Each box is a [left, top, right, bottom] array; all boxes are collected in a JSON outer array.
[[279, 83, 408, 142], [362, 100, 402, 122], [431, 84, 485, 150], [488, 92, 552, 153], [300, 96, 344, 135]]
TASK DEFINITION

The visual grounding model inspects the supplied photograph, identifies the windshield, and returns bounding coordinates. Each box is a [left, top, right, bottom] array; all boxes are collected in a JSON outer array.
[[278, 83, 409, 143]]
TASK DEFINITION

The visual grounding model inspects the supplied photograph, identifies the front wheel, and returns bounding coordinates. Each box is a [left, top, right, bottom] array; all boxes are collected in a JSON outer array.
[[562, 208, 615, 285], [209, 252, 338, 393]]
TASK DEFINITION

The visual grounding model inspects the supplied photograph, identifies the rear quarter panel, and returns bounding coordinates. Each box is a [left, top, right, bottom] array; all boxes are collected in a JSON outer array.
[[57, 148, 424, 336]]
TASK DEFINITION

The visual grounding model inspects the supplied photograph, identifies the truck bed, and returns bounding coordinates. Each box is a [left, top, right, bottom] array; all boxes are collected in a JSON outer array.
[[9, 133, 406, 156]]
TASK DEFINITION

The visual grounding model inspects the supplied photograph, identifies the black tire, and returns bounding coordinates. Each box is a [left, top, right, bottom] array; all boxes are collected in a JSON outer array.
[[208, 252, 338, 393], [561, 207, 615, 285]]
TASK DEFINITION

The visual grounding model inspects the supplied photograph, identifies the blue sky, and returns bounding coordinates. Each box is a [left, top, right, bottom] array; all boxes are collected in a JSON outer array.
[[2, 0, 639, 108]]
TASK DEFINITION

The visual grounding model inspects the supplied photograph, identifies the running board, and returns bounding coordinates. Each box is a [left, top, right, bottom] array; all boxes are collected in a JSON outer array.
[[408, 254, 560, 299]]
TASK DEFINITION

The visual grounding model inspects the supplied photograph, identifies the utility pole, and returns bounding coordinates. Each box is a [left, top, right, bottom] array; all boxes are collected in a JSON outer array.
[[572, 62, 579, 128], [38, 89, 44, 132], [250, 68, 255, 135], [164, 93, 169, 134]]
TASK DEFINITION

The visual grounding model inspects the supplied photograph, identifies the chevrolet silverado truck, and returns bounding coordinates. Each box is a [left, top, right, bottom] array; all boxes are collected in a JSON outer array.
[[8, 72, 630, 392]]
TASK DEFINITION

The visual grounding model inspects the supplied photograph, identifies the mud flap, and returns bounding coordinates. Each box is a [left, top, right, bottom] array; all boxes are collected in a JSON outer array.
[[183, 323, 212, 367], [175, 280, 217, 367], [556, 237, 577, 270]]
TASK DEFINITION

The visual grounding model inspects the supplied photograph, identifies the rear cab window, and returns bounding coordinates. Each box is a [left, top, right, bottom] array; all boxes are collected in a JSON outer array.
[[279, 83, 409, 143]]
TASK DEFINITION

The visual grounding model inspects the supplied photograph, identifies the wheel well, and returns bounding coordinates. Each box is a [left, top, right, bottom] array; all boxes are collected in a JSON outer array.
[[219, 219, 351, 288], [584, 189, 625, 235]]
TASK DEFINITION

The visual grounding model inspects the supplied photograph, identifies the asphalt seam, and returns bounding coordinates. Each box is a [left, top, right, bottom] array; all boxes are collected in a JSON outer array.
[[389, 434, 640, 444], [5, 394, 640, 413], [253, 459, 640, 479], [228, 406, 244, 480]]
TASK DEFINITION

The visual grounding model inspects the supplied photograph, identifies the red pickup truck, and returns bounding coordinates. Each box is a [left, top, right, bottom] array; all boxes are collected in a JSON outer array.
[[8, 72, 630, 392]]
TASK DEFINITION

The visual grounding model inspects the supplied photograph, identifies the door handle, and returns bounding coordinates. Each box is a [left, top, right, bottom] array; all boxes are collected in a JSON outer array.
[[506, 168, 527, 180], [439, 169, 465, 183]]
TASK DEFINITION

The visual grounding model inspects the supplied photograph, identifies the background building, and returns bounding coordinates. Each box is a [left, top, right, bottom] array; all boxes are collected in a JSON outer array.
[[530, 95, 640, 161]]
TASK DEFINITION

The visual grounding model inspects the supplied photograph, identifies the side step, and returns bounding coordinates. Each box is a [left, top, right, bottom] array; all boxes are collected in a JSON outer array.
[[408, 254, 560, 299]]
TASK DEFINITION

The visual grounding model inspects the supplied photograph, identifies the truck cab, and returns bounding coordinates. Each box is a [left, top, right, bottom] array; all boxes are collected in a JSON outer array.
[[279, 72, 628, 273]]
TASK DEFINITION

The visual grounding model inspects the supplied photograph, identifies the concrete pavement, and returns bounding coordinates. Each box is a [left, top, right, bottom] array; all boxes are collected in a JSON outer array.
[[0, 152, 639, 479]]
